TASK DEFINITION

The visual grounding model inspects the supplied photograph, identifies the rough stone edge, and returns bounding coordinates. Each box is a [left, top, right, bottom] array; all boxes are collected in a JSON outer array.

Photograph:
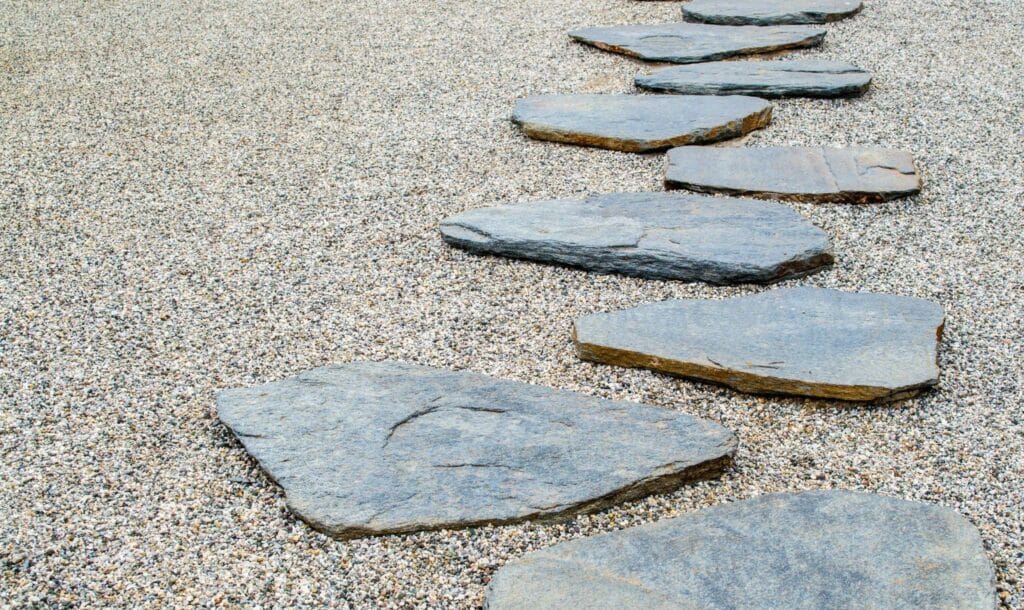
[[568, 29, 827, 64], [635, 72, 871, 99], [681, 3, 863, 26]]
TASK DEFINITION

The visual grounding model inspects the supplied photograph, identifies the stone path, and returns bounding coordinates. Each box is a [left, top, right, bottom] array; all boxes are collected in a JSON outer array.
[[636, 59, 871, 98], [217, 361, 736, 538], [440, 192, 832, 283], [573, 287, 945, 401], [512, 94, 772, 152], [665, 145, 921, 202], [683, 0, 863, 25], [484, 491, 996, 609], [569, 23, 825, 64]]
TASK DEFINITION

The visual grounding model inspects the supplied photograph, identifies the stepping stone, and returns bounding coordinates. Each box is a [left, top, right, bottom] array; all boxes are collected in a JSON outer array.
[[683, 0, 863, 25], [636, 60, 871, 98], [485, 491, 996, 610], [665, 146, 922, 203], [573, 287, 944, 401], [568, 23, 825, 64], [217, 361, 736, 538], [439, 192, 833, 284], [512, 94, 772, 152]]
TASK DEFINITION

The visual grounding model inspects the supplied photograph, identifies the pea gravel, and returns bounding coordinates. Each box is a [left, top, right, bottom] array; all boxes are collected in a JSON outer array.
[[1, 0, 1021, 608]]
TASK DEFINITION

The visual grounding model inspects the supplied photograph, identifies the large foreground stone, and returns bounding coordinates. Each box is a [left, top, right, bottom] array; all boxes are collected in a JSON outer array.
[[512, 94, 771, 152], [485, 491, 996, 609], [569, 23, 825, 64], [573, 287, 944, 401], [683, 0, 863, 25], [666, 146, 921, 202], [217, 361, 736, 538], [439, 192, 832, 284], [637, 60, 871, 98]]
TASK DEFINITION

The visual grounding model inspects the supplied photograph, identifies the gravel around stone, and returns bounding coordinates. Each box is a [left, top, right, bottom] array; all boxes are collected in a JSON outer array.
[[1, 0, 1022, 608]]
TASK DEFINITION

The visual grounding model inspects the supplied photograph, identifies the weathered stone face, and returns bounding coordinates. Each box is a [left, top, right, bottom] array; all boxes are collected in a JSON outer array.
[[636, 60, 871, 98], [485, 491, 996, 610], [439, 192, 833, 284], [682, 0, 863, 25], [573, 287, 945, 401], [216, 361, 736, 539], [569, 23, 825, 64], [665, 146, 921, 203], [512, 94, 772, 152]]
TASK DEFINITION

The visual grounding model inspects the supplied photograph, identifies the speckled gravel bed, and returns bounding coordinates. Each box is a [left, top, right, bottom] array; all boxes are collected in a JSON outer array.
[[1, 0, 1021, 607]]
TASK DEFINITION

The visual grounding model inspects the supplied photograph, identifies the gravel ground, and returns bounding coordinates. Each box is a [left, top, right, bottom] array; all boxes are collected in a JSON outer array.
[[1, 0, 1021, 607]]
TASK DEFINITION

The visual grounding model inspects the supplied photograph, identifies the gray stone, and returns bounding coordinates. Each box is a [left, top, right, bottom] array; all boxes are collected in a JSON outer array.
[[485, 491, 996, 610], [512, 94, 771, 152], [216, 361, 736, 538], [439, 192, 833, 284], [666, 146, 922, 203], [683, 0, 863, 25], [569, 23, 825, 64], [573, 287, 945, 401], [636, 60, 871, 98]]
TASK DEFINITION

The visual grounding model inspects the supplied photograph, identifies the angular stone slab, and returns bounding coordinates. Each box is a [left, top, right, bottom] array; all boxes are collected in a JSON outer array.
[[217, 361, 736, 538], [636, 60, 871, 98], [666, 146, 922, 203], [512, 94, 771, 152], [439, 192, 833, 284], [568, 23, 825, 64], [573, 287, 944, 401], [485, 491, 996, 610], [683, 0, 863, 25]]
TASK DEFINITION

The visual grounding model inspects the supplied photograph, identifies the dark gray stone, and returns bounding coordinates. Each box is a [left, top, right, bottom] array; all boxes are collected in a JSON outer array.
[[569, 23, 825, 64], [666, 146, 922, 203], [573, 287, 945, 401], [512, 94, 771, 152], [217, 361, 736, 538], [485, 491, 996, 610], [636, 60, 871, 98], [683, 0, 863, 25], [439, 192, 832, 284]]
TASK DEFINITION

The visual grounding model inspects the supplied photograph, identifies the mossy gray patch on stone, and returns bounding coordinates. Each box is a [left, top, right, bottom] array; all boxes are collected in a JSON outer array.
[[683, 0, 863, 25], [569, 22, 825, 64], [573, 287, 945, 401], [439, 192, 833, 284], [637, 59, 871, 98], [485, 491, 996, 610], [665, 145, 921, 203], [512, 94, 772, 152], [216, 361, 736, 539]]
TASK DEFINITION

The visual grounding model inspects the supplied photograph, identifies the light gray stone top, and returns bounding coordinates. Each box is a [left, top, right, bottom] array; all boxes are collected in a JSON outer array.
[[573, 287, 945, 401], [683, 0, 863, 25], [512, 94, 772, 152], [569, 22, 825, 63], [637, 59, 871, 98], [439, 192, 833, 284], [485, 491, 996, 610], [217, 361, 736, 538]]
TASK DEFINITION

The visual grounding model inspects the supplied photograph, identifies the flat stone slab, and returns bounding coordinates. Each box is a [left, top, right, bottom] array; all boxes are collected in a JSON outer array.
[[512, 94, 771, 152], [439, 192, 832, 284], [573, 287, 944, 401], [683, 0, 862, 26], [569, 23, 825, 64], [636, 60, 871, 98], [666, 146, 922, 203], [485, 491, 995, 610], [217, 361, 736, 538]]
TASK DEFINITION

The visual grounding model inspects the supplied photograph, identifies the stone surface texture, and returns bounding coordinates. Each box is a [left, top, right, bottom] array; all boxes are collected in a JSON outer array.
[[683, 0, 863, 25], [569, 23, 825, 63], [217, 361, 736, 538], [485, 491, 996, 610], [573, 287, 945, 401], [636, 59, 871, 98], [665, 145, 922, 202], [512, 94, 772, 152], [439, 192, 833, 283]]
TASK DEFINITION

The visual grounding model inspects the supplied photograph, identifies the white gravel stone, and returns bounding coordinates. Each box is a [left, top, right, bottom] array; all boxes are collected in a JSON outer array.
[[1, 0, 1021, 608]]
